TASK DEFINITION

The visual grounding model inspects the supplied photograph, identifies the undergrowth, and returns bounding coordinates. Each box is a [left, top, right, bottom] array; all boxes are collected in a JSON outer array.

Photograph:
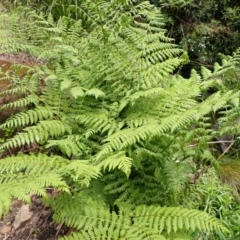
[[1, 0, 240, 239]]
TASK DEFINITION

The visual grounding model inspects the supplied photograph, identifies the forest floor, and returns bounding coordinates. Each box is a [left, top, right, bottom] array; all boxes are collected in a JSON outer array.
[[0, 196, 69, 240]]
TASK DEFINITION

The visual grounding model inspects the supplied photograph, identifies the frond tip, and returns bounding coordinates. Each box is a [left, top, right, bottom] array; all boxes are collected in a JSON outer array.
[[133, 205, 230, 234], [98, 151, 132, 177]]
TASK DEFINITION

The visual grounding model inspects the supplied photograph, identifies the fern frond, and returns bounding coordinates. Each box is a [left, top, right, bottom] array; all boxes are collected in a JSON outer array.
[[0, 154, 69, 217], [59, 228, 166, 240], [60, 160, 101, 186], [0, 106, 54, 129], [96, 124, 159, 160], [161, 160, 191, 204], [1, 120, 71, 149], [85, 88, 106, 99], [1, 94, 39, 109], [52, 194, 228, 240], [133, 205, 229, 234], [98, 151, 132, 177], [46, 136, 82, 158], [0, 153, 104, 217]]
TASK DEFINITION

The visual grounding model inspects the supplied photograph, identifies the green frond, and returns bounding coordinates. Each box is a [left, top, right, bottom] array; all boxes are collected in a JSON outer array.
[[77, 111, 109, 131], [0, 10, 45, 56], [0, 154, 69, 217], [0, 153, 104, 217], [133, 205, 229, 234], [85, 88, 106, 99], [122, 87, 164, 103], [0, 106, 54, 129], [202, 51, 240, 81], [0, 86, 28, 96], [161, 160, 191, 204], [52, 194, 228, 240], [60, 160, 101, 186], [126, 116, 158, 128], [0, 154, 68, 174], [46, 136, 82, 158], [1, 120, 71, 149], [1, 94, 39, 109], [98, 151, 132, 177], [59, 228, 167, 240], [168, 233, 193, 240], [97, 124, 160, 159]]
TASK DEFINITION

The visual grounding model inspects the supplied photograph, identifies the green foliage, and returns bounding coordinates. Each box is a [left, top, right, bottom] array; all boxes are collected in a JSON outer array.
[[184, 168, 240, 240], [0, 0, 238, 238], [0, 154, 101, 217], [158, 0, 240, 73], [46, 193, 229, 240]]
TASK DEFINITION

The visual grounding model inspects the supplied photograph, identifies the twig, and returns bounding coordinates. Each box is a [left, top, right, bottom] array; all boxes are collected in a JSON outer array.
[[176, 16, 191, 25], [217, 141, 234, 161], [188, 140, 234, 148], [3, 234, 10, 240], [55, 222, 64, 238]]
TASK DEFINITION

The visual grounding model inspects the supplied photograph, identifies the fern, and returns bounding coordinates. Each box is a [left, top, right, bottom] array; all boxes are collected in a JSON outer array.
[[0, 0, 186, 161], [98, 151, 132, 177], [0, 153, 102, 217], [161, 160, 192, 204], [48, 193, 229, 240], [0, 154, 68, 217], [0, 106, 54, 128], [0, 1, 238, 239], [1, 120, 71, 149]]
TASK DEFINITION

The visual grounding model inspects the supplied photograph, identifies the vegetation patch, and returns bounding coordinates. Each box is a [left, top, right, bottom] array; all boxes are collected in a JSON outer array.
[[1, 1, 240, 239]]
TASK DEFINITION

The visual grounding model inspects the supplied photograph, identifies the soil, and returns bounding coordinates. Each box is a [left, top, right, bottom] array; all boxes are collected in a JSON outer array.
[[0, 53, 45, 66], [0, 197, 69, 240]]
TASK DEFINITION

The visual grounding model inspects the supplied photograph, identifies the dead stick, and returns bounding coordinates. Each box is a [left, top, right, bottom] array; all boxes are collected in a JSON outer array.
[[55, 222, 64, 238], [217, 141, 234, 161]]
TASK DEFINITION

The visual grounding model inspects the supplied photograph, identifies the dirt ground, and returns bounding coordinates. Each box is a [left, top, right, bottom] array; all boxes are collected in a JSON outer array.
[[0, 197, 69, 240]]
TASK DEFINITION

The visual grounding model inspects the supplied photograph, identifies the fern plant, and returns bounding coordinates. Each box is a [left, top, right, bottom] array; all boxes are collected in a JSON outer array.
[[0, 1, 184, 158], [0, 0, 237, 239], [46, 193, 229, 240], [0, 154, 101, 217]]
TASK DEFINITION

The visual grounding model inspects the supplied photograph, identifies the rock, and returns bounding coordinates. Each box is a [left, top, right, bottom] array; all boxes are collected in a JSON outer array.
[[13, 204, 33, 230], [0, 225, 11, 235]]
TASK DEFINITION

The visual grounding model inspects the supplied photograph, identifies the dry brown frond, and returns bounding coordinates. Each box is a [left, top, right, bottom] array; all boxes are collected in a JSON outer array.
[[220, 161, 240, 195]]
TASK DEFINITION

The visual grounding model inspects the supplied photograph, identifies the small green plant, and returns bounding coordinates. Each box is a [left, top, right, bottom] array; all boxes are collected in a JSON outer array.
[[185, 168, 240, 239]]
